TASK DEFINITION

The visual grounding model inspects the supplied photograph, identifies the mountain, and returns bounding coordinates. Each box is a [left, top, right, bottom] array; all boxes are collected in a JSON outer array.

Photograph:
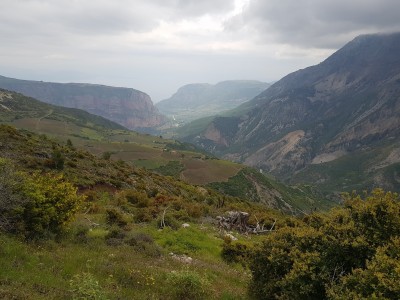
[[0, 89, 332, 213], [179, 33, 400, 194], [156, 80, 270, 124], [0, 88, 125, 132], [0, 75, 167, 132]]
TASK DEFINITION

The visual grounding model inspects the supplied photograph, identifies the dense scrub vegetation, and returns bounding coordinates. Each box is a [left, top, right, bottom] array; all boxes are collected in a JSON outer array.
[[247, 189, 400, 299], [0, 159, 83, 238], [0, 125, 278, 298], [1, 124, 399, 299]]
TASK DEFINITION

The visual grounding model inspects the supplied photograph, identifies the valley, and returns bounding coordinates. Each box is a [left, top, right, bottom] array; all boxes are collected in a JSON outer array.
[[156, 80, 270, 125], [177, 33, 400, 195], [0, 31, 399, 300]]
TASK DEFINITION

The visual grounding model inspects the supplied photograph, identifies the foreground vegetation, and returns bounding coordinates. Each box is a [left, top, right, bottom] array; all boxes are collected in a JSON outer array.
[[248, 189, 400, 299], [1, 123, 399, 299], [0, 124, 280, 299]]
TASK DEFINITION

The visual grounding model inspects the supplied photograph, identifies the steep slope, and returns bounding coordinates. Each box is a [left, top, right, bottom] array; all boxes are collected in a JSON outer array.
[[0, 89, 125, 132], [0, 90, 330, 212], [181, 33, 400, 193], [0, 75, 166, 131], [156, 80, 270, 124], [0, 89, 243, 186]]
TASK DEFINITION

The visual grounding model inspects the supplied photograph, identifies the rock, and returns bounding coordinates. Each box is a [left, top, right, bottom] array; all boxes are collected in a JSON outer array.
[[169, 253, 193, 264], [225, 233, 238, 241]]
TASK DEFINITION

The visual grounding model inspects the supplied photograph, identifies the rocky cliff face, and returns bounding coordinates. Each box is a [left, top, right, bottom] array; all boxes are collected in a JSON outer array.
[[0, 76, 166, 131], [183, 33, 400, 193]]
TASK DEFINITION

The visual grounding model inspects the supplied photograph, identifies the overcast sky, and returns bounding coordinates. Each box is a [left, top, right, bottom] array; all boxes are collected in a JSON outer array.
[[1, 0, 400, 102]]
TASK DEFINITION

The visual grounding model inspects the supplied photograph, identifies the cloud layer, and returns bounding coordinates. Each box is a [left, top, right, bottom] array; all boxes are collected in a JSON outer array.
[[1, 0, 400, 101], [229, 0, 400, 48]]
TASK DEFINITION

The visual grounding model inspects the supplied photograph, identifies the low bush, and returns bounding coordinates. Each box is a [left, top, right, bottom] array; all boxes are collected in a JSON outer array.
[[0, 159, 84, 239], [69, 272, 107, 300], [221, 241, 251, 265], [164, 270, 210, 300], [106, 208, 129, 227], [249, 189, 400, 300], [127, 232, 162, 257]]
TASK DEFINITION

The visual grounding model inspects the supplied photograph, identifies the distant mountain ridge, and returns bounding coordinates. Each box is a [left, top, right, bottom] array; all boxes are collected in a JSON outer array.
[[180, 32, 400, 193], [0, 89, 332, 213], [0, 75, 166, 132], [156, 80, 270, 124]]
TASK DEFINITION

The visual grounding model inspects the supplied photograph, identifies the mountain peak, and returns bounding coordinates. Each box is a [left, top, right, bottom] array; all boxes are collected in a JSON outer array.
[[181, 32, 400, 194]]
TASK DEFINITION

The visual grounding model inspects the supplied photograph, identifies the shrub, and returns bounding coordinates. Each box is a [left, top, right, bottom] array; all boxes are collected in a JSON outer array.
[[105, 227, 126, 246], [106, 208, 128, 227], [127, 232, 162, 257], [249, 189, 400, 300], [74, 225, 90, 243], [21, 173, 83, 238], [134, 208, 154, 223], [327, 237, 400, 300], [0, 158, 26, 233], [122, 190, 150, 207], [69, 272, 107, 300], [101, 151, 112, 160], [50, 149, 65, 170], [0, 160, 84, 238], [221, 241, 251, 265], [165, 270, 210, 300]]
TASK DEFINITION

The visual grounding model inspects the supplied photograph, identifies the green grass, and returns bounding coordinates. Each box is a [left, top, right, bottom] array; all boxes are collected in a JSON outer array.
[[208, 168, 335, 214], [144, 225, 222, 260], [0, 222, 250, 300], [174, 115, 216, 138], [153, 160, 184, 178], [1, 91, 245, 187], [291, 143, 400, 194]]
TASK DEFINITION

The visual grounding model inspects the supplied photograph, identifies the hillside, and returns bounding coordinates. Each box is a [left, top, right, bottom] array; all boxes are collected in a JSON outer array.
[[0, 123, 277, 299], [0, 125, 398, 299], [0, 96, 397, 300], [0, 89, 330, 213], [179, 33, 400, 194], [156, 80, 270, 125], [0, 75, 166, 132]]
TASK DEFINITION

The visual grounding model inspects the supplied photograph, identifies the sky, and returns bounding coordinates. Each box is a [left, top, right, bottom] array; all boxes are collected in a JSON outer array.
[[1, 0, 400, 102]]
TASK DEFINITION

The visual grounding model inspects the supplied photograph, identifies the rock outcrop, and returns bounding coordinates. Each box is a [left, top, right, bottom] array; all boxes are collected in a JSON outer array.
[[0, 76, 167, 131]]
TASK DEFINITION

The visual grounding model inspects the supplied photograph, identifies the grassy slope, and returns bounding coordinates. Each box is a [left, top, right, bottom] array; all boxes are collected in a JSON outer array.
[[208, 168, 335, 214], [290, 142, 400, 194], [0, 90, 244, 185], [0, 124, 289, 299], [0, 225, 252, 299], [0, 90, 328, 212]]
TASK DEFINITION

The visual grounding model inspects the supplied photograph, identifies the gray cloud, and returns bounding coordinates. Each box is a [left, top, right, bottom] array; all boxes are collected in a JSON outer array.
[[0, 0, 235, 39], [229, 0, 400, 48], [3, 0, 397, 102]]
